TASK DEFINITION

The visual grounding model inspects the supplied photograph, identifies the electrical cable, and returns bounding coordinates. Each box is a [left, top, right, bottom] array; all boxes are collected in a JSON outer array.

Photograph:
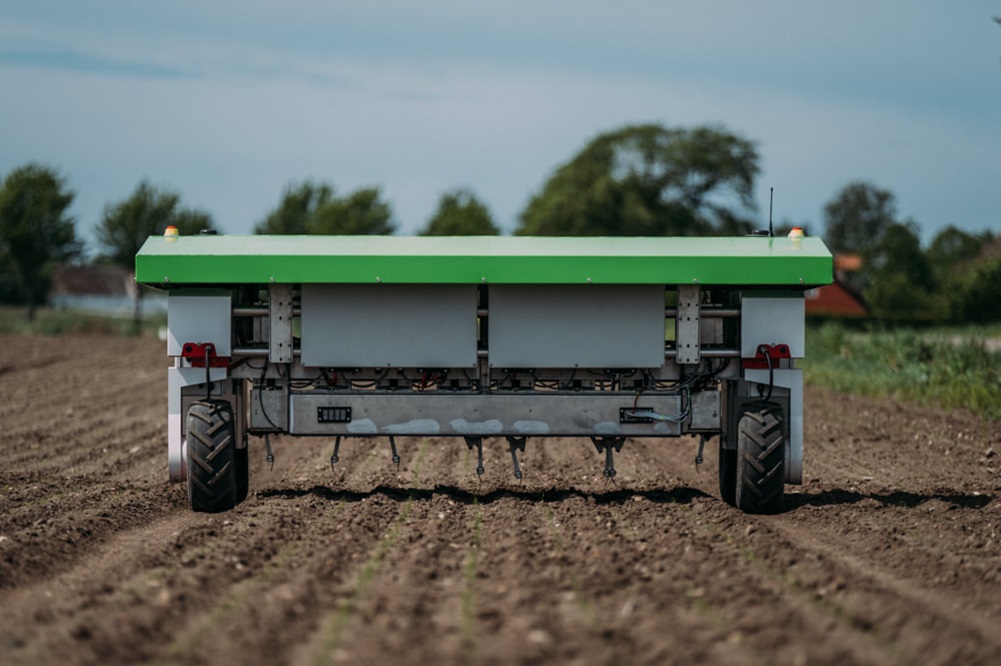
[[763, 348, 774, 402], [751, 344, 775, 402], [627, 386, 691, 423], [289, 375, 322, 389], [255, 362, 281, 430], [346, 368, 389, 389]]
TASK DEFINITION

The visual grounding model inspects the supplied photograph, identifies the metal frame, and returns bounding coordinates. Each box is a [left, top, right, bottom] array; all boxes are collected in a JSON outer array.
[[142, 234, 830, 492]]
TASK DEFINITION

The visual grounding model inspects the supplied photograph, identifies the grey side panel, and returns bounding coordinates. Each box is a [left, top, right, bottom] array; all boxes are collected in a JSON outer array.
[[689, 390, 721, 431], [740, 293, 805, 358], [300, 284, 478, 368], [288, 392, 685, 437], [167, 291, 232, 356], [488, 285, 665, 368]]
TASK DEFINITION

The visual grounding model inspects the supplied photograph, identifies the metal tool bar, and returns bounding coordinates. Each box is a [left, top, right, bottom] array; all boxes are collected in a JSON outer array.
[[234, 347, 299, 357], [231, 347, 740, 360], [285, 392, 687, 437], [665, 307, 739, 318], [234, 308, 740, 318], [233, 306, 303, 317], [667, 348, 740, 358]]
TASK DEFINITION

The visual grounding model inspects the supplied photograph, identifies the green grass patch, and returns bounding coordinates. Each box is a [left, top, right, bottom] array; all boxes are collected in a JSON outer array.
[[315, 498, 413, 666], [461, 502, 482, 660], [0, 305, 167, 337], [544, 507, 595, 626], [803, 322, 1001, 420], [314, 442, 429, 665]]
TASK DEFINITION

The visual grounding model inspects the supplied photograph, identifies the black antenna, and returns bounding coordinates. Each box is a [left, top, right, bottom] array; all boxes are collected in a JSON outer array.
[[768, 187, 774, 237]]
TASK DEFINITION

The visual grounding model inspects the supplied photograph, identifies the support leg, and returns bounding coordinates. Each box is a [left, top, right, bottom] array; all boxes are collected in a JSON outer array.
[[264, 433, 275, 471], [695, 434, 708, 472], [464, 437, 485, 478], [329, 435, 342, 471], [389, 436, 400, 470], [506, 436, 527, 481], [591, 437, 626, 481]]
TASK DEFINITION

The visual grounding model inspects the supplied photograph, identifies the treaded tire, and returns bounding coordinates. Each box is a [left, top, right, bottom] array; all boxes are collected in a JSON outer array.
[[735, 401, 785, 514], [186, 400, 238, 513], [235, 445, 249, 504], [718, 443, 737, 507]]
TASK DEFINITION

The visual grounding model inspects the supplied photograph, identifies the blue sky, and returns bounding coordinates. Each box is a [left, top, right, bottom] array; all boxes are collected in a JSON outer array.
[[2, 1, 999, 250]]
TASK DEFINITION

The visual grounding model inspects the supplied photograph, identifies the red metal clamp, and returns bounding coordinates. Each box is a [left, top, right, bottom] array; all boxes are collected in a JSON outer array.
[[741, 343, 791, 369], [181, 342, 231, 368]]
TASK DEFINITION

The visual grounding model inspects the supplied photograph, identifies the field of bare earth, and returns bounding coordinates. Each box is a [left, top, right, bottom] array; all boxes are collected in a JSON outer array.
[[2, 334, 1000, 665]]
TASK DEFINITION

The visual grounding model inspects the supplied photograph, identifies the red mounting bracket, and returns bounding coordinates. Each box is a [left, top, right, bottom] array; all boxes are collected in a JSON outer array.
[[181, 342, 230, 368], [742, 343, 792, 369]]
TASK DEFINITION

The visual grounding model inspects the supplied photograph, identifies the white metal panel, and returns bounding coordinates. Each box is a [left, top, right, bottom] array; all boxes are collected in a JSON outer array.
[[489, 285, 665, 368], [167, 292, 232, 357], [300, 284, 477, 367], [740, 294, 805, 358]]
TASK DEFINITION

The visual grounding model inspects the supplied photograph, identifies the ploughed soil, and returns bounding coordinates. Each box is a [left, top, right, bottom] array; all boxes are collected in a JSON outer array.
[[2, 335, 1000, 665]]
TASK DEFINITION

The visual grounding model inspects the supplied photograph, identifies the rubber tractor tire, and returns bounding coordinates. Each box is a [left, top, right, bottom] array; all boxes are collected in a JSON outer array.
[[735, 401, 785, 514], [186, 400, 240, 513], [718, 442, 737, 507], [235, 444, 249, 504]]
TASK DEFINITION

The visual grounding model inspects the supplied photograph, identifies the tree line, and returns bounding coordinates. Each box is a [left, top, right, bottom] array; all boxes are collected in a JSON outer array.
[[1, 122, 998, 324]]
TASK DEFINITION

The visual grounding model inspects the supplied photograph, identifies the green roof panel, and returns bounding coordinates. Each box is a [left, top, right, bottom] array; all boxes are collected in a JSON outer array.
[[135, 235, 833, 287]]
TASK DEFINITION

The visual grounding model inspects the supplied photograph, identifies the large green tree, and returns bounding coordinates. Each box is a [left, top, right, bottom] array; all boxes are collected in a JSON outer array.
[[927, 225, 993, 281], [0, 164, 81, 321], [516, 123, 760, 236], [256, 181, 396, 235], [865, 221, 940, 320], [948, 252, 1001, 323], [0, 256, 21, 305], [97, 179, 215, 331], [822, 182, 896, 257], [822, 181, 900, 296], [97, 179, 214, 265], [420, 188, 499, 236], [254, 181, 334, 234], [313, 188, 394, 235]]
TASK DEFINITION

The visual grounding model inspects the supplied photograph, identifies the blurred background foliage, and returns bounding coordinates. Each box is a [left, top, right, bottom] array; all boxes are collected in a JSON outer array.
[[1, 121, 998, 328]]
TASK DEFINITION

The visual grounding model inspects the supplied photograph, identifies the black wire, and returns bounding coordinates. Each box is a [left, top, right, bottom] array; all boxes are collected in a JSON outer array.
[[256, 362, 281, 430], [760, 346, 774, 402], [461, 368, 482, 392], [346, 368, 389, 389], [529, 371, 561, 391], [560, 368, 577, 391], [290, 375, 321, 388]]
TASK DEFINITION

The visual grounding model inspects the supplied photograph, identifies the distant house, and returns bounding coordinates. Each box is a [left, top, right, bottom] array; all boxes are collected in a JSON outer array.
[[48, 265, 167, 315], [804, 254, 869, 318]]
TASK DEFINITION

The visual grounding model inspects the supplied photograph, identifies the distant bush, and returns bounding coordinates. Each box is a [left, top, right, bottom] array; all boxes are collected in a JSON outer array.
[[946, 255, 1001, 324], [804, 322, 1001, 420], [0, 306, 166, 337]]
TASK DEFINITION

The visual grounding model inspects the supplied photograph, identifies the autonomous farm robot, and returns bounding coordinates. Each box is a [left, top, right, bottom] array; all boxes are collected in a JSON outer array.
[[136, 233, 832, 514]]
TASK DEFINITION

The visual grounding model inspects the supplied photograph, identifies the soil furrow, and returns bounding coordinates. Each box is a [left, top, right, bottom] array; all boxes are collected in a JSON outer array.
[[4, 335, 1001, 665]]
